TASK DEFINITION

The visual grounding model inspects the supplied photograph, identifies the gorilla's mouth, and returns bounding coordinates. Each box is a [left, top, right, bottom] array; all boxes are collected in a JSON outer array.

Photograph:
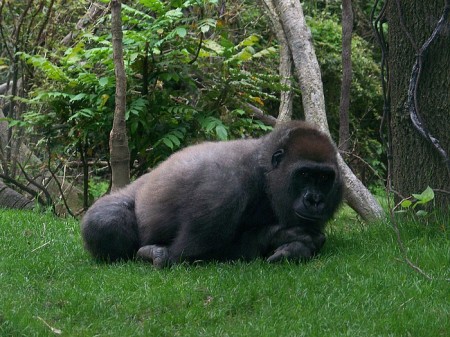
[[295, 211, 321, 222]]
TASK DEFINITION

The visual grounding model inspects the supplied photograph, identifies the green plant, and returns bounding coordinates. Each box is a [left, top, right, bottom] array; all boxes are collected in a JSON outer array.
[[397, 186, 435, 216], [18, 0, 279, 168]]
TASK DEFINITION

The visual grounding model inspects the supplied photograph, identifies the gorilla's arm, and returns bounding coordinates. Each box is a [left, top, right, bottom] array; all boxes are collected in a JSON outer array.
[[240, 224, 326, 262], [266, 227, 326, 262]]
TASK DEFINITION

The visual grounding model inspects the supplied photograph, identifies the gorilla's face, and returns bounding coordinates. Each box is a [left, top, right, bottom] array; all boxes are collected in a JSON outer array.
[[290, 163, 338, 222]]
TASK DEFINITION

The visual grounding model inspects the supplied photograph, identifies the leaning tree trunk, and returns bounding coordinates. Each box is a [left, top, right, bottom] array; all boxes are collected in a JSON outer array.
[[388, 0, 450, 209], [0, 180, 33, 210], [268, 0, 384, 221], [61, 1, 107, 45], [109, 0, 130, 191]]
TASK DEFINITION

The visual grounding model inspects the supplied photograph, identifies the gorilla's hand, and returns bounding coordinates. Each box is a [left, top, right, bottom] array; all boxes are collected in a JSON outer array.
[[267, 231, 325, 262]]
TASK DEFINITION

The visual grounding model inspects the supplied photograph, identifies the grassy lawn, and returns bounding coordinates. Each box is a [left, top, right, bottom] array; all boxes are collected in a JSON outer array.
[[0, 207, 449, 336]]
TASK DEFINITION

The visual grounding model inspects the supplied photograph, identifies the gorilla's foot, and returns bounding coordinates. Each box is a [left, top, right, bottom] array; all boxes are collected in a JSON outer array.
[[136, 245, 169, 268]]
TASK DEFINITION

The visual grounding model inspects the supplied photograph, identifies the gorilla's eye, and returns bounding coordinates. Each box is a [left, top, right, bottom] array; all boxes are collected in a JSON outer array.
[[298, 171, 310, 180], [318, 173, 329, 182]]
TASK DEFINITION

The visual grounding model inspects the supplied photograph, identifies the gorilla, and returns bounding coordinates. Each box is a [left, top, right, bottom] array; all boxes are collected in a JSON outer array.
[[81, 121, 343, 267]]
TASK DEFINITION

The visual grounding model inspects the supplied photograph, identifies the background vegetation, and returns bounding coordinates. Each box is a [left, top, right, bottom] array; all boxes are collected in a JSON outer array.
[[0, 0, 385, 214]]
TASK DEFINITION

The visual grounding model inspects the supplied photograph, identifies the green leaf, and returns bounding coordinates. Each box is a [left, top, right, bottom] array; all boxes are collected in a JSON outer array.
[[167, 134, 181, 147], [165, 8, 183, 20], [201, 25, 210, 33], [202, 40, 224, 55], [176, 27, 187, 38], [131, 121, 139, 134], [8, 119, 27, 127], [232, 109, 246, 116], [163, 138, 174, 150], [99, 77, 109, 87], [228, 47, 255, 63], [215, 125, 228, 141], [237, 35, 259, 48], [400, 200, 412, 208], [70, 93, 87, 102], [172, 130, 184, 138], [412, 186, 434, 204], [253, 47, 277, 58], [416, 210, 429, 217], [138, 0, 164, 13], [19, 53, 67, 81]]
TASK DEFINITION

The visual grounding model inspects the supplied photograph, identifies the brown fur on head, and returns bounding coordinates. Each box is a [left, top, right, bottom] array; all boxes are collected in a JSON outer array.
[[260, 121, 338, 171], [284, 127, 337, 163]]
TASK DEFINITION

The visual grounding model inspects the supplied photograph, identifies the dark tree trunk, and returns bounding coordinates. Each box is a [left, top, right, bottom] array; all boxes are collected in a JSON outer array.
[[388, 0, 450, 209]]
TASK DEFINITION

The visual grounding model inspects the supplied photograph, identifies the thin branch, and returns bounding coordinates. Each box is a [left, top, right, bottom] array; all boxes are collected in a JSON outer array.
[[244, 103, 276, 126], [47, 150, 76, 217], [371, 0, 392, 188], [188, 32, 204, 65], [35, 0, 56, 48], [340, 150, 385, 182], [0, 173, 46, 206]]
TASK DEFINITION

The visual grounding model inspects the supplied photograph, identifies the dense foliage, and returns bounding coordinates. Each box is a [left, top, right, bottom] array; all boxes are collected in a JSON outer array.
[[0, 0, 384, 211], [21, 1, 278, 174]]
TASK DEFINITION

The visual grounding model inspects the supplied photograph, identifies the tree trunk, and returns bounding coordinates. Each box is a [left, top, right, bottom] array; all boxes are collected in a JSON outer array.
[[338, 0, 353, 152], [61, 1, 107, 45], [0, 180, 34, 210], [272, 0, 330, 132], [261, 0, 294, 123], [270, 0, 384, 221], [109, 0, 130, 191], [388, 0, 450, 209]]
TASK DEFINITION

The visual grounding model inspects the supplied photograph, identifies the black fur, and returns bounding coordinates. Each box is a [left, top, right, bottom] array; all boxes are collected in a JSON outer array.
[[81, 121, 343, 266]]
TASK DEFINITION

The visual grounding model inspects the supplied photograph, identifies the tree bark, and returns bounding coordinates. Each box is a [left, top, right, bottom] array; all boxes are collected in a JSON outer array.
[[387, 0, 450, 208], [338, 0, 353, 152], [261, 0, 294, 123], [109, 0, 130, 191], [272, 0, 330, 132], [270, 0, 384, 221], [60, 1, 106, 45], [0, 180, 34, 210]]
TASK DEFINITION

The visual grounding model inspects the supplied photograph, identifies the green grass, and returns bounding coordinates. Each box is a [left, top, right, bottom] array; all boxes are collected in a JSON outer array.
[[0, 208, 449, 336]]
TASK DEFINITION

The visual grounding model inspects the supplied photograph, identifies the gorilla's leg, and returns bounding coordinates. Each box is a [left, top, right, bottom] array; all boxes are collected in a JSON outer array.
[[135, 225, 326, 267], [229, 225, 326, 262], [81, 193, 140, 262], [137, 225, 255, 267]]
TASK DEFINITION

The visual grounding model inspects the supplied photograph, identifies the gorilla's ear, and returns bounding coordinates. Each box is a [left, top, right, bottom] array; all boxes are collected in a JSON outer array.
[[271, 149, 285, 168]]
